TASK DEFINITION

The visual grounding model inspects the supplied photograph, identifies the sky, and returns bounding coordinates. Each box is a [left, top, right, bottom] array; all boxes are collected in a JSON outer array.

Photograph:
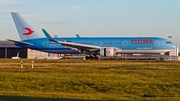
[[0, 0, 180, 47]]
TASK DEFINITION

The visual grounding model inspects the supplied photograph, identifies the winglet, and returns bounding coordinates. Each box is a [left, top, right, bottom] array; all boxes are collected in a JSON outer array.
[[76, 34, 81, 38], [42, 29, 56, 42]]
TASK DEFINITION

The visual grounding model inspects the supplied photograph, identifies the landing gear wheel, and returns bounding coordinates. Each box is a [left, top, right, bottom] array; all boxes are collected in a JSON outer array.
[[85, 56, 89, 60], [94, 56, 100, 60], [160, 58, 163, 61], [89, 56, 94, 60], [85, 55, 97, 60]]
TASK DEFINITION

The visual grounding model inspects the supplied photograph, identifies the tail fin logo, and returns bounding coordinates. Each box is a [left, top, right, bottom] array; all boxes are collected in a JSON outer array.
[[23, 28, 34, 35]]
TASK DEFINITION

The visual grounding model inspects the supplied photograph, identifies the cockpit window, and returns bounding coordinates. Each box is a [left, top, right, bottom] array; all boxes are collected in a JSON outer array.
[[166, 42, 172, 44]]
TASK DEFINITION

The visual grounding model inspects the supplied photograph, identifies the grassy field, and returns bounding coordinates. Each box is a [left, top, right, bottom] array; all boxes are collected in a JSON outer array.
[[0, 59, 180, 100]]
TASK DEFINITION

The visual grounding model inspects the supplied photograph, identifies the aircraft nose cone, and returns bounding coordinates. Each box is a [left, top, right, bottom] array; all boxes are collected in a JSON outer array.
[[172, 44, 176, 49]]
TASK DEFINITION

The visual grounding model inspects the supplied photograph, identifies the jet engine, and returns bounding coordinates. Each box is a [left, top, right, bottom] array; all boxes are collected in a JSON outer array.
[[100, 47, 116, 57]]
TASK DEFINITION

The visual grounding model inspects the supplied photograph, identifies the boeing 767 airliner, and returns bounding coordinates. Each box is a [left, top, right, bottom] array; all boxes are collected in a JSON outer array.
[[8, 12, 176, 60]]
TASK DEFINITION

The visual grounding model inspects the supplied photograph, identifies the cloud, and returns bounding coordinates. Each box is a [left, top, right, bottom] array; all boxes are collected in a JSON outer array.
[[0, 0, 21, 6], [107, 20, 115, 24], [41, 3, 62, 10], [41, 3, 84, 10], [21, 13, 69, 24], [66, 5, 84, 10], [0, 6, 69, 24], [106, 18, 125, 24]]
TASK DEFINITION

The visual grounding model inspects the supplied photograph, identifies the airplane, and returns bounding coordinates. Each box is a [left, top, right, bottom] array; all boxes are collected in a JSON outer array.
[[11, 52, 20, 59], [8, 12, 176, 60]]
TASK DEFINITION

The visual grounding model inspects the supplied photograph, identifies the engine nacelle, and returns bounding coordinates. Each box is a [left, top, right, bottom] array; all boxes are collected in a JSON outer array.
[[100, 47, 116, 57]]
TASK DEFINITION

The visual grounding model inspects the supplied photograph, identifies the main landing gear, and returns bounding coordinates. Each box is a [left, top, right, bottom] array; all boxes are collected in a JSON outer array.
[[85, 55, 99, 60]]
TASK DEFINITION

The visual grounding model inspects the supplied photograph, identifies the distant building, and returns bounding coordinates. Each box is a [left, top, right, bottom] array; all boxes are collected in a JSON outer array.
[[169, 47, 179, 56], [0, 41, 50, 59], [0, 41, 27, 58]]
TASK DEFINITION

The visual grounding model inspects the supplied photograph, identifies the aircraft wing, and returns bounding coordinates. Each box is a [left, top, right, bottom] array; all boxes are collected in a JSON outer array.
[[42, 29, 101, 51], [57, 41, 101, 50], [7, 39, 34, 46]]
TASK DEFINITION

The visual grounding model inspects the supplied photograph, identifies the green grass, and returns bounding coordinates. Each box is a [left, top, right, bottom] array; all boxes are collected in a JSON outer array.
[[0, 59, 180, 100]]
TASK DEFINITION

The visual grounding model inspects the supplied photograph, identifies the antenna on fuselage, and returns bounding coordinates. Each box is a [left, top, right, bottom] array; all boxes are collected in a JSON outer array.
[[168, 36, 172, 42]]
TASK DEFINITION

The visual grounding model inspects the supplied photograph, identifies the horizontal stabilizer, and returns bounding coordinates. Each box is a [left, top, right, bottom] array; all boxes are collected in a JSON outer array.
[[7, 39, 34, 46]]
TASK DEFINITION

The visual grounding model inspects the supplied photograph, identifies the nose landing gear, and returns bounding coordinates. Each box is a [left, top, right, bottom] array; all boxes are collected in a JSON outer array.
[[159, 55, 164, 61]]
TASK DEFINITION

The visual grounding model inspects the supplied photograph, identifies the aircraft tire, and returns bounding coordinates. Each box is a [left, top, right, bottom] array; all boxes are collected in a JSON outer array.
[[160, 58, 164, 61], [89, 56, 94, 60], [85, 56, 89, 60]]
